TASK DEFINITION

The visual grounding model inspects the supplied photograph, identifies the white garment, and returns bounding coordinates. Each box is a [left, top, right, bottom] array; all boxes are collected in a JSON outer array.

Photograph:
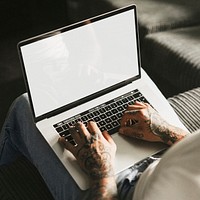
[[133, 130, 200, 200]]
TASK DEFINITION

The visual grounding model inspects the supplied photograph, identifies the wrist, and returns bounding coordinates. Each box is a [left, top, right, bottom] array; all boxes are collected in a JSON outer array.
[[91, 176, 118, 200], [89, 163, 115, 180], [152, 121, 189, 145], [165, 124, 189, 145]]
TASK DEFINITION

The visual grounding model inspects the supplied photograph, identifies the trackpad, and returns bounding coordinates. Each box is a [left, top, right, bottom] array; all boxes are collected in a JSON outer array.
[[112, 133, 166, 173]]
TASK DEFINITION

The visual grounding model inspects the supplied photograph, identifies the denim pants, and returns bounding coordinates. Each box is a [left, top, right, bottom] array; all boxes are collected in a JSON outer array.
[[0, 94, 159, 200]]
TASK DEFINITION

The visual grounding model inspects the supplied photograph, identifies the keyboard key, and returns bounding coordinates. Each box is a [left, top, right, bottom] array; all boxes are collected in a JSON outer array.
[[81, 115, 88, 122], [93, 110, 100, 116], [123, 104, 128, 109], [55, 127, 63, 133], [106, 124, 113, 130], [105, 105, 112, 111], [122, 98, 128, 103], [116, 101, 123, 106], [100, 113, 106, 119], [117, 106, 124, 112], [94, 116, 101, 122], [105, 118, 112, 123], [110, 102, 117, 108], [133, 92, 141, 98], [100, 127, 106, 132], [111, 115, 117, 121], [116, 113, 123, 119], [105, 111, 112, 117], [99, 120, 106, 126], [112, 121, 119, 127], [111, 109, 118, 114], [87, 113, 94, 119], [127, 95, 134, 101], [99, 107, 106, 113], [63, 124, 70, 129]]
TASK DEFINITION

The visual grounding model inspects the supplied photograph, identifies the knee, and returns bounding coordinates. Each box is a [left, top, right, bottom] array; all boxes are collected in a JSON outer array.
[[14, 93, 30, 110], [10, 93, 33, 120]]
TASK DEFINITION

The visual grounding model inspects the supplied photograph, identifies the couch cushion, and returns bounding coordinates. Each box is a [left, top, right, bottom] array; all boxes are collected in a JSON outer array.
[[67, 0, 200, 38], [168, 87, 200, 133], [142, 25, 200, 95], [105, 0, 200, 37]]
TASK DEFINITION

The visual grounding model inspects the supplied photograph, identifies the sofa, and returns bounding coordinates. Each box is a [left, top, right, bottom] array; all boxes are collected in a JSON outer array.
[[1, 0, 200, 199]]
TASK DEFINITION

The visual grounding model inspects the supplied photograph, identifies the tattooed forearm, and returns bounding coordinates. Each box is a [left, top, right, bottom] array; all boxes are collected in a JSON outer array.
[[149, 109, 188, 145], [90, 177, 118, 200]]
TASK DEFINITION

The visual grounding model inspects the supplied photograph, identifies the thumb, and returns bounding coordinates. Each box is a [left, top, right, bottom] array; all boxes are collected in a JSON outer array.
[[58, 137, 73, 151], [102, 131, 115, 145]]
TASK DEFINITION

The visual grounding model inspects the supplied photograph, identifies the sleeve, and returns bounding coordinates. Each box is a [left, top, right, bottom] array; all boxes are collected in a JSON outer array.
[[133, 130, 200, 200]]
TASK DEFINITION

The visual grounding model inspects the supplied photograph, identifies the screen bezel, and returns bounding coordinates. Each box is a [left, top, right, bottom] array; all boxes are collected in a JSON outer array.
[[18, 4, 141, 122]]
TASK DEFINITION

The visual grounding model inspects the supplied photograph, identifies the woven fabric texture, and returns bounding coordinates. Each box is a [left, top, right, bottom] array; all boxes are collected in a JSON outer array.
[[142, 26, 200, 93], [133, 0, 200, 37], [168, 87, 200, 133], [67, 0, 200, 38]]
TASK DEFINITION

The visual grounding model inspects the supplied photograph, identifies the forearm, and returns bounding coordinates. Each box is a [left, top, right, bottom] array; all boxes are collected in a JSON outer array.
[[152, 122, 189, 146], [90, 177, 118, 200]]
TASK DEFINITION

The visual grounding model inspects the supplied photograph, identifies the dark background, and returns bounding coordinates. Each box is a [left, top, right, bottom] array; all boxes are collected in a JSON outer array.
[[0, 0, 72, 129]]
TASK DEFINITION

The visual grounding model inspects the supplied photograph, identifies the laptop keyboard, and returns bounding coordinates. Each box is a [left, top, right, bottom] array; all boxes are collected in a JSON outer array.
[[53, 89, 148, 145]]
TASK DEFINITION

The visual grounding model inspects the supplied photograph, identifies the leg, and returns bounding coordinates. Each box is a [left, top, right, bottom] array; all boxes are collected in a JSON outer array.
[[116, 155, 160, 200], [0, 93, 158, 200], [0, 94, 89, 200]]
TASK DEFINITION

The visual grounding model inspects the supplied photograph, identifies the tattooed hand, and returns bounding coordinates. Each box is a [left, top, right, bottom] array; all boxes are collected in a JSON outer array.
[[59, 121, 118, 199], [119, 101, 188, 145], [59, 121, 116, 179]]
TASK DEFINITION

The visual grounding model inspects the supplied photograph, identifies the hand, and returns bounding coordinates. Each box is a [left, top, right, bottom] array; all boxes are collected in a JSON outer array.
[[59, 121, 117, 179], [119, 101, 188, 145]]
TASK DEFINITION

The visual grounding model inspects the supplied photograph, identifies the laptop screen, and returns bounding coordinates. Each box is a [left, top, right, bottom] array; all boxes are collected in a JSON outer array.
[[19, 5, 140, 120]]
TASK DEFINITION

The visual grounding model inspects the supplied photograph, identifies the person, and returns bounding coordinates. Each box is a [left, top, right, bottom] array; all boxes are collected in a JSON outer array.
[[0, 93, 200, 200]]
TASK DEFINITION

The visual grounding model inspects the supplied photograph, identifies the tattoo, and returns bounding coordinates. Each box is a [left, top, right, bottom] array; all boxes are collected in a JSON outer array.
[[78, 139, 118, 199], [77, 141, 114, 179], [68, 122, 118, 199], [90, 178, 118, 200], [147, 108, 186, 144]]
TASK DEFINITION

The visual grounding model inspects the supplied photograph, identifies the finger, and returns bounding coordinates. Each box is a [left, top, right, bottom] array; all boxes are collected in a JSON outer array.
[[127, 102, 146, 110], [102, 130, 115, 145], [134, 101, 146, 106], [68, 126, 80, 142], [144, 102, 154, 110], [74, 122, 86, 140], [120, 112, 139, 127], [87, 121, 102, 137], [75, 122, 90, 138], [58, 137, 74, 152]]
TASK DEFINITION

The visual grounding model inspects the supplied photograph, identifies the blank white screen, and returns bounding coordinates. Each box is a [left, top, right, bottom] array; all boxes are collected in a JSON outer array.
[[21, 9, 139, 118]]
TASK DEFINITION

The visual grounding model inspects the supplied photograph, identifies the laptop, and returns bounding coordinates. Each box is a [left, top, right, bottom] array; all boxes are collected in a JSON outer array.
[[18, 4, 187, 190]]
